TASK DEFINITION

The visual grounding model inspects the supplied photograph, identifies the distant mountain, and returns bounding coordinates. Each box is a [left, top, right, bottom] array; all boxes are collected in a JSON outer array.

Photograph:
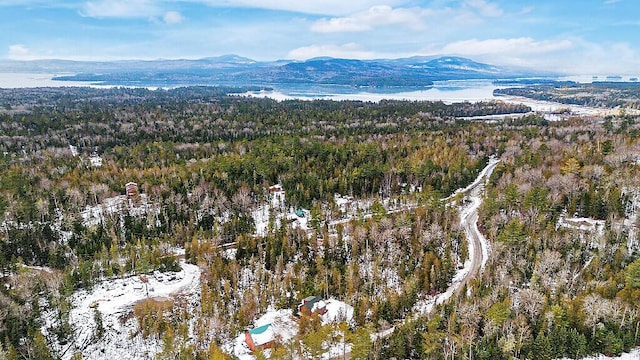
[[0, 55, 537, 87], [200, 54, 257, 64], [240, 58, 440, 86], [425, 56, 501, 73]]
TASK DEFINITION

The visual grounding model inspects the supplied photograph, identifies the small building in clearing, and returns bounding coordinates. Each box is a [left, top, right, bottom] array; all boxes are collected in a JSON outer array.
[[268, 184, 285, 206], [244, 323, 276, 352], [125, 182, 139, 197], [298, 296, 327, 316], [89, 154, 103, 167]]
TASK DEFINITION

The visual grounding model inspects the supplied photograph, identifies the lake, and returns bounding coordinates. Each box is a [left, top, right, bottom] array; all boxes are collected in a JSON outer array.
[[0, 73, 621, 118]]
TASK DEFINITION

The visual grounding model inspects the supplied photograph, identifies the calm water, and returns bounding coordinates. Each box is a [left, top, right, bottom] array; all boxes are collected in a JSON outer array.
[[0, 73, 621, 117], [245, 80, 499, 103], [0, 73, 92, 88]]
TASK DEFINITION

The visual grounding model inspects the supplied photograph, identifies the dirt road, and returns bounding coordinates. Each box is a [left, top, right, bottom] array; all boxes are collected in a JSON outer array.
[[456, 158, 499, 295], [370, 158, 500, 341]]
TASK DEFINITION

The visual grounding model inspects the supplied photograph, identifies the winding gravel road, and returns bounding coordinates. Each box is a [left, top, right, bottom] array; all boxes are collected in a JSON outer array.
[[456, 157, 500, 296], [370, 158, 500, 343]]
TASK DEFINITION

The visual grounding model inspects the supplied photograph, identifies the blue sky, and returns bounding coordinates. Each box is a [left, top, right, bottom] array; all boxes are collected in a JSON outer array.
[[0, 0, 638, 74]]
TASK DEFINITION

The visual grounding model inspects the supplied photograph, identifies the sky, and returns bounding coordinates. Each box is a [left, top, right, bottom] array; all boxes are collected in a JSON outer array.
[[0, 0, 638, 74]]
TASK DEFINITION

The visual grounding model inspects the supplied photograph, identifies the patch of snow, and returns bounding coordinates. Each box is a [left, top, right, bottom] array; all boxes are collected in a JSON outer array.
[[573, 255, 595, 281], [45, 260, 201, 360], [89, 155, 103, 167], [287, 211, 309, 231], [22, 264, 54, 274], [556, 348, 640, 360], [371, 327, 395, 341], [69, 145, 78, 157], [80, 194, 158, 228], [323, 337, 352, 360], [380, 267, 402, 294], [224, 309, 298, 360], [321, 299, 354, 325], [253, 204, 272, 237], [223, 248, 237, 260], [558, 216, 606, 235]]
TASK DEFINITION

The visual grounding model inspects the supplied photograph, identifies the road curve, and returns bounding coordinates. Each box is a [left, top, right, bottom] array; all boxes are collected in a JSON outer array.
[[456, 158, 499, 296], [370, 158, 500, 342]]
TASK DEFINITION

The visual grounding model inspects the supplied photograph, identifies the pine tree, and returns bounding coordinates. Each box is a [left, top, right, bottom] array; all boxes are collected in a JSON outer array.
[[207, 341, 229, 360], [532, 332, 552, 360], [93, 308, 105, 341], [32, 331, 54, 360], [350, 326, 372, 360]]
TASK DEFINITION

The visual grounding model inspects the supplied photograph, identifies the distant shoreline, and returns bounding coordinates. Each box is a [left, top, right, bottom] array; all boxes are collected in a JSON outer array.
[[0, 73, 635, 118]]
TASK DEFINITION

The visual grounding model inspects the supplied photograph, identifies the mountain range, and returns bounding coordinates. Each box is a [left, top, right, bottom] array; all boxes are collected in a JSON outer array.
[[0, 55, 539, 87]]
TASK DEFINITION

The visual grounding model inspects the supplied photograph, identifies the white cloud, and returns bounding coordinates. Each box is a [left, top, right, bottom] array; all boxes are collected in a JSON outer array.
[[438, 37, 574, 56], [163, 11, 184, 24], [80, 0, 159, 18], [464, 0, 503, 17], [308, 1, 505, 34], [561, 40, 639, 74], [0, 0, 63, 5], [311, 5, 427, 33], [81, 1, 185, 24], [186, 0, 403, 16], [423, 37, 640, 75], [288, 43, 377, 60], [8, 44, 30, 60]]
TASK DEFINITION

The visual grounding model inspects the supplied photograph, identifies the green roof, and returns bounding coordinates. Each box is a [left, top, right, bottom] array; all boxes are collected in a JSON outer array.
[[302, 296, 322, 310], [248, 323, 271, 335]]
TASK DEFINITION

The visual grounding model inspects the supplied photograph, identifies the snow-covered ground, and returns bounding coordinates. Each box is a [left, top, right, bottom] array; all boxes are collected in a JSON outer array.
[[225, 309, 298, 360], [322, 300, 354, 326], [224, 299, 353, 360], [252, 203, 310, 237], [80, 194, 158, 228], [557, 216, 606, 236], [498, 95, 633, 118], [242, 86, 638, 121], [622, 187, 640, 254], [556, 213, 607, 251], [557, 349, 640, 360], [43, 260, 201, 360], [88, 155, 103, 167], [253, 188, 309, 237]]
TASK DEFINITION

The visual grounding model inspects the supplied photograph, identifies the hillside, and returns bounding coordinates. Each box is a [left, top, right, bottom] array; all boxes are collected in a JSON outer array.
[[0, 55, 531, 87]]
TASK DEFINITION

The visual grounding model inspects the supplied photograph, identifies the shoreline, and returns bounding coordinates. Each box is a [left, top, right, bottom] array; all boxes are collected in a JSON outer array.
[[2, 73, 637, 117]]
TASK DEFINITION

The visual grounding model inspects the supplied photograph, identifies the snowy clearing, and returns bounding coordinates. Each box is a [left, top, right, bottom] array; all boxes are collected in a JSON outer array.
[[557, 348, 640, 360], [224, 299, 353, 360], [44, 260, 201, 360], [224, 309, 298, 360], [81, 194, 158, 228], [557, 216, 606, 237]]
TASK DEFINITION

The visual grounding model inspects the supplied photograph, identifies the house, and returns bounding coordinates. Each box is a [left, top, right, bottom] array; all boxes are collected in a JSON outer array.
[[268, 184, 285, 206], [244, 323, 276, 352], [125, 182, 139, 197], [298, 296, 327, 316]]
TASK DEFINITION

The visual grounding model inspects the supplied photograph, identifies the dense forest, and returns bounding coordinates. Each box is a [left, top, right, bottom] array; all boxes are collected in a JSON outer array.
[[0, 86, 639, 359]]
